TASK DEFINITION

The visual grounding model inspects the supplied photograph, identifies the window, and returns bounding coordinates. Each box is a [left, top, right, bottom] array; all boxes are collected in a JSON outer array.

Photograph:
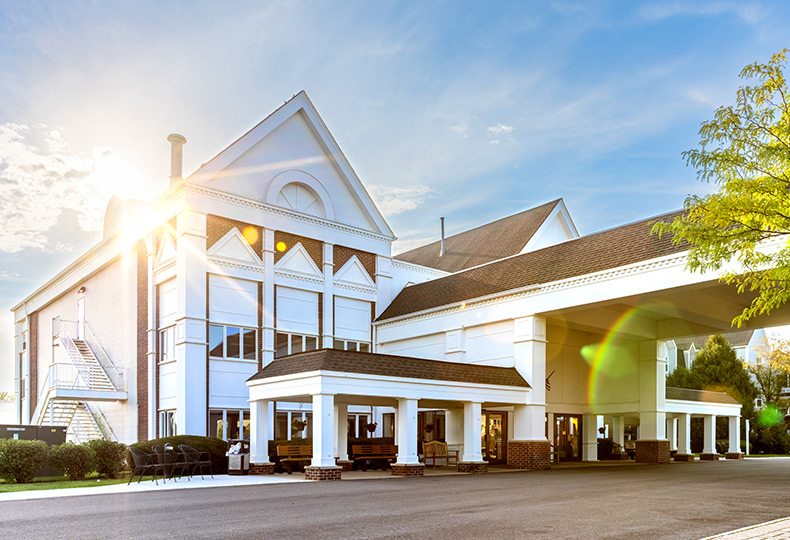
[[333, 339, 370, 353], [159, 411, 176, 437], [382, 413, 395, 438], [160, 327, 175, 363], [274, 411, 312, 440], [209, 324, 257, 360], [209, 409, 250, 440], [19, 379, 25, 401], [275, 332, 318, 358]]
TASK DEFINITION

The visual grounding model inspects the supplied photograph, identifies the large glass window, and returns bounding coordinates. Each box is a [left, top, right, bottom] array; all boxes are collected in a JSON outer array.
[[208, 409, 250, 441], [159, 410, 176, 437], [209, 324, 257, 361], [160, 327, 176, 363], [275, 332, 318, 358], [333, 339, 370, 353]]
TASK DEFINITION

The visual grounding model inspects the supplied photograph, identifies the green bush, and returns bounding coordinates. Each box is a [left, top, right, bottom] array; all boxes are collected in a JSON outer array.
[[87, 439, 127, 478], [132, 435, 228, 474], [51, 442, 94, 480], [751, 424, 790, 454], [0, 439, 51, 483]]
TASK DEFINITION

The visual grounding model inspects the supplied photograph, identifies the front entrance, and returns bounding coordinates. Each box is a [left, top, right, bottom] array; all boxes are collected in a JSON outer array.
[[554, 414, 582, 462], [481, 410, 507, 464]]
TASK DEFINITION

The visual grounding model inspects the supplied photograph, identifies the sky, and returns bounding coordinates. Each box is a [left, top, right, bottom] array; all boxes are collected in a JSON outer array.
[[0, 1, 789, 393]]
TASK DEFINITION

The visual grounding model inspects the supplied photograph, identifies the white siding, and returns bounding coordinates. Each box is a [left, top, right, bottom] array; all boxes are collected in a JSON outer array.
[[209, 359, 258, 409], [334, 297, 371, 342], [158, 278, 178, 328], [276, 287, 318, 335], [209, 274, 258, 327]]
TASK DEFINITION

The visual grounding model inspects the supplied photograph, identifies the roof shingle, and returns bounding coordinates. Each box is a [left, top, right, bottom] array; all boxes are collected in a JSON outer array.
[[666, 386, 741, 405]]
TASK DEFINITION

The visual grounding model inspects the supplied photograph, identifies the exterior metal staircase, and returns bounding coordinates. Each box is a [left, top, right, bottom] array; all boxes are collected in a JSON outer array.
[[33, 318, 126, 442]]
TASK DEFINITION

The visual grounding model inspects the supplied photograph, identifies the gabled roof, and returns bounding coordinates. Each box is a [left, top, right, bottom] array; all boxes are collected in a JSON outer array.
[[673, 330, 755, 351], [248, 348, 529, 388], [666, 386, 741, 405], [378, 210, 686, 321], [394, 199, 563, 273]]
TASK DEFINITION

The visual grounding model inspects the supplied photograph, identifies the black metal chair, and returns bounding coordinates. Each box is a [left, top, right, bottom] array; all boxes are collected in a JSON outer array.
[[179, 444, 214, 479], [127, 446, 168, 485], [152, 445, 180, 482]]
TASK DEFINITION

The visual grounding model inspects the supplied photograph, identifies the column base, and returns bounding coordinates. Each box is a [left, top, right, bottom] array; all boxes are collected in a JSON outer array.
[[725, 452, 744, 460], [457, 461, 488, 473], [507, 440, 551, 470], [305, 466, 342, 481], [635, 440, 671, 463], [249, 462, 275, 475], [335, 459, 354, 471], [673, 454, 695, 462], [700, 453, 719, 461], [391, 463, 424, 476]]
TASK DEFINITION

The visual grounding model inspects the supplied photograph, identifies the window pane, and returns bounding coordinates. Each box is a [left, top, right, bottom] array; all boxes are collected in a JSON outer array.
[[276, 333, 289, 358], [226, 327, 241, 358], [275, 412, 289, 440], [291, 334, 303, 354], [346, 341, 357, 351], [209, 411, 223, 439], [305, 413, 313, 438], [347, 415, 356, 438], [359, 343, 370, 353], [209, 325, 224, 357], [243, 329, 257, 360], [305, 336, 317, 352], [358, 415, 369, 437], [333, 339, 345, 350]]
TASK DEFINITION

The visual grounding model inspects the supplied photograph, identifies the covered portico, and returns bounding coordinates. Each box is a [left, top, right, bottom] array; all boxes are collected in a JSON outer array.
[[246, 349, 531, 480]]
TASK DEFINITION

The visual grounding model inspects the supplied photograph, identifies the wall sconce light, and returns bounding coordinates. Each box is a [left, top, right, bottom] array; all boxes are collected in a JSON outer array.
[[77, 286, 86, 294]]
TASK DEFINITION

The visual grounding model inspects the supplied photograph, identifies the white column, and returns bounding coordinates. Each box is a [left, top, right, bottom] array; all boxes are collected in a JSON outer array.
[[311, 394, 336, 467], [677, 413, 691, 455], [250, 399, 270, 464], [639, 340, 667, 440], [728, 416, 741, 454], [745, 419, 750, 455], [145, 231, 158, 440], [513, 316, 548, 441], [612, 416, 625, 447], [703, 415, 717, 454], [462, 401, 484, 463], [393, 407, 399, 445], [334, 402, 349, 461], [666, 415, 677, 452], [547, 412, 555, 449], [262, 229, 275, 367], [446, 407, 464, 456], [175, 209, 207, 436], [323, 244, 334, 349], [396, 398, 420, 465], [375, 256, 393, 318], [582, 414, 598, 462]]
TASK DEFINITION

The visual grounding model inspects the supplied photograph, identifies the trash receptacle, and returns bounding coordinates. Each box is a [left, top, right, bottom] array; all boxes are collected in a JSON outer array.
[[226, 439, 250, 476]]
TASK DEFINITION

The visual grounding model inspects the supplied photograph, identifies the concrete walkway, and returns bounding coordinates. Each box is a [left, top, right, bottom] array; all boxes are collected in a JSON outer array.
[[700, 517, 790, 540]]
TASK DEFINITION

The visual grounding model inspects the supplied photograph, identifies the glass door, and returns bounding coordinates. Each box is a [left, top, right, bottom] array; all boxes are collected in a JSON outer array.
[[554, 414, 582, 462], [481, 411, 507, 464]]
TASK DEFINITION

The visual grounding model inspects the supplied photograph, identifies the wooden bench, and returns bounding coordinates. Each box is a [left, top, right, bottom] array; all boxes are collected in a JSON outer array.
[[423, 441, 459, 467], [276, 445, 312, 474], [351, 444, 398, 471]]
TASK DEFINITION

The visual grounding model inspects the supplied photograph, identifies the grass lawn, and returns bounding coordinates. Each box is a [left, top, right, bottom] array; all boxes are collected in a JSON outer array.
[[0, 472, 151, 492]]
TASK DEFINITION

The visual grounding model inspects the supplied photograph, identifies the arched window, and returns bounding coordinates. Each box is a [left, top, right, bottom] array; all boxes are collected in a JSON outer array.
[[276, 182, 326, 218]]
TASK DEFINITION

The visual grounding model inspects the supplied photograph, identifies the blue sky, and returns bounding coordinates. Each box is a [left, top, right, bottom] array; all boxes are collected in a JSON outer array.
[[0, 1, 788, 391]]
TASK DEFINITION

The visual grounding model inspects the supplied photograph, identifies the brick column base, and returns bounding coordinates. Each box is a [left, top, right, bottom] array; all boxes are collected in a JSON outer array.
[[336, 460, 354, 471], [673, 454, 694, 462], [725, 452, 744, 460], [305, 466, 342, 481], [391, 463, 424, 476], [249, 462, 275, 475], [507, 440, 551, 470], [700, 453, 719, 461], [635, 440, 671, 463], [457, 462, 488, 473]]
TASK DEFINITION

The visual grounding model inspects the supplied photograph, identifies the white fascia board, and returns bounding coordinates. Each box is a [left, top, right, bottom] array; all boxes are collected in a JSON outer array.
[[184, 184, 393, 254], [666, 399, 742, 416], [391, 259, 450, 279], [247, 370, 529, 404], [521, 199, 580, 253]]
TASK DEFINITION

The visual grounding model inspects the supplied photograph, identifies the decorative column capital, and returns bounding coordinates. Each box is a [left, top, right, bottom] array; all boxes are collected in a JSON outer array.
[[514, 315, 546, 343]]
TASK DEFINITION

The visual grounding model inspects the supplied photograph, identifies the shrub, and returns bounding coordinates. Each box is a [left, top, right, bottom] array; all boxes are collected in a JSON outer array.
[[132, 435, 229, 474], [751, 424, 790, 454], [0, 439, 51, 483], [51, 442, 94, 480], [87, 439, 127, 478]]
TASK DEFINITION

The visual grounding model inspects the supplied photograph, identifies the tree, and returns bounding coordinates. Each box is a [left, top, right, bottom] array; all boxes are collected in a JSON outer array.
[[0, 391, 13, 401], [747, 336, 790, 407], [652, 50, 790, 326]]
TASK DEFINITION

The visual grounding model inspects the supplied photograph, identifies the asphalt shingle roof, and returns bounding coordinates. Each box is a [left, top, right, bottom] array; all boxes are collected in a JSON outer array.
[[248, 349, 530, 388], [666, 386, 741, 405], [394, 199, 562, 273], [673, 330, 755, 351], [379, 210, 687, 321]]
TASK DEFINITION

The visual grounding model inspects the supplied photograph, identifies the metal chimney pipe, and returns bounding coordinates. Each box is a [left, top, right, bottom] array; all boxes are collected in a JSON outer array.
[[167, 133, 187, 186], [440, 217, 446, 256]]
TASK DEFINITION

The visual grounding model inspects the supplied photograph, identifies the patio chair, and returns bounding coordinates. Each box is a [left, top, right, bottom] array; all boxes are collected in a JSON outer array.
[[127, 446, 169, 485], [179, 444, 214, 479], [152, 445, 180, 482]]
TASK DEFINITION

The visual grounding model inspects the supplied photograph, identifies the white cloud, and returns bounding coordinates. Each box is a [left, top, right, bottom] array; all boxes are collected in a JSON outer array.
[[487, 124, 516, 135], [367, 185, 435, 217], [637, 2, 768, 25], [0, 123, 127, 253]]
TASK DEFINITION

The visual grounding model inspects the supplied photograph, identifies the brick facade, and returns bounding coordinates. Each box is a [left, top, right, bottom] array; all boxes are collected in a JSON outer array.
[[305, 466, 342, 481], [249, 462, 275, 475], [725, 452, 744, 460], [391, 463, 424, 476], [333, 245, 375, 282], [700, 453, 719, 461], [457, 462, 489, 473], [29, 311, 38, 419], [674, 453, 695, 462], [136, 241, 148, 442], [274, 231, 322, 267], [507, 440, 551, 470], [206, 215, 263, 255], [635, 440, 671, 463]]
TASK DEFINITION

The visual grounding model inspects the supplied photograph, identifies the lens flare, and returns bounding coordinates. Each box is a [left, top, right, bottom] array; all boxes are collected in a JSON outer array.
[[758, 405, 784, 427], [276, 241, 287, 252], [242, 226, 258, 245]]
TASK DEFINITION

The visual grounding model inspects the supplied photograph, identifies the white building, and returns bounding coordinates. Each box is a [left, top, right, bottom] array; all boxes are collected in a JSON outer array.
[[13, 92, 765, 479]]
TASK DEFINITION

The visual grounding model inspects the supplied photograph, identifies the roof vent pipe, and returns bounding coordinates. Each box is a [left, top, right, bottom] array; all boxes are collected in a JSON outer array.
[[440, 217, 446, 256], [167, 133, 187, 187]]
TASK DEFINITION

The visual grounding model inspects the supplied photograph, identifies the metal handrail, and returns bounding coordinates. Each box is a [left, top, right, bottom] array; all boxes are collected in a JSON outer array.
[[82, 321, 126, 392], [52, 318, 125, 392]]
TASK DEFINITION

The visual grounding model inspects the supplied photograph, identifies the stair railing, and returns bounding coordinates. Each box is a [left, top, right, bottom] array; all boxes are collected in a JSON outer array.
[[52, 318, 95, 386], [84, 401, 117, 441], [82, 322, 126, 392]]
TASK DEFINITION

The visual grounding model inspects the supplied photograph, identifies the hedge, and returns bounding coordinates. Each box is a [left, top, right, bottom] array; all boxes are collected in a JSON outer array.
[[0, 439, 51, 483], [51, 442, 94, 480], [87, 439, 127, 478], [131, 435, 229, 474]]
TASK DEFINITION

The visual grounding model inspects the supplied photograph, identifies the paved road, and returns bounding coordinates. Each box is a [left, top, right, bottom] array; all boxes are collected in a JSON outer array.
[[2, 459, 789, 540]]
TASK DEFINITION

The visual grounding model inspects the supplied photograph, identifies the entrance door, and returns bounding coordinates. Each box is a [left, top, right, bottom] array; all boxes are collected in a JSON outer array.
[[481, 411, 507, 464], [554, 414, 582, 462]]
